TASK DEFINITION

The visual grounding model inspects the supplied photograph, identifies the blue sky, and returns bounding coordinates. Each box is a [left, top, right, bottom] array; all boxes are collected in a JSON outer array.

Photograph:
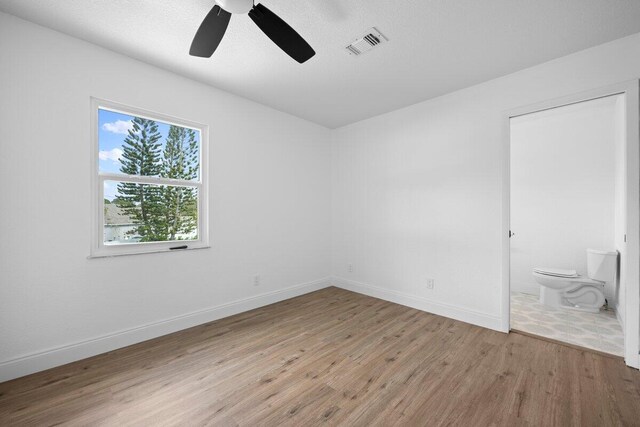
[[99, 109, 200, 201]]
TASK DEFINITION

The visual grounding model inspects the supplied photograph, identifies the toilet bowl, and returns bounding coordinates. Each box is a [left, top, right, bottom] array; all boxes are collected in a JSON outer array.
[[532, 249, 618, 313]]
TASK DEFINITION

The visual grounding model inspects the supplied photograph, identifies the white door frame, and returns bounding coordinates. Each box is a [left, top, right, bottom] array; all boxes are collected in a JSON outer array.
[[501, 80, 640, 369]]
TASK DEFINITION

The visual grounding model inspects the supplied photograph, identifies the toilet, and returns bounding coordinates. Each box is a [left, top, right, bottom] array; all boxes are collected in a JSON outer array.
[[532, 248, 618, 313]]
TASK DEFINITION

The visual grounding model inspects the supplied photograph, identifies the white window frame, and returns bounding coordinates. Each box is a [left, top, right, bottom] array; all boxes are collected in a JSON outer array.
[[89, 98, 209, 258]]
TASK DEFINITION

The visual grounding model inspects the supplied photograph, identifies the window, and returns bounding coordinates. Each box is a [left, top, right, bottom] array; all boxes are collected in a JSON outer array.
[[90, 98, 208, 257]]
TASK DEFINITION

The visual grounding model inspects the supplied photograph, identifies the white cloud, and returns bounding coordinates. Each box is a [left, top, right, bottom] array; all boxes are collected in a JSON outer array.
[[102, 120, 133, 135], [103, 181, 117, 200], [99, 147, 123, 163]]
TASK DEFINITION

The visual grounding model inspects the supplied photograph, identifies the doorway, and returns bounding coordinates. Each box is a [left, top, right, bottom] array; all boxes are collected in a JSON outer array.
[[502, 81, 640, 368]]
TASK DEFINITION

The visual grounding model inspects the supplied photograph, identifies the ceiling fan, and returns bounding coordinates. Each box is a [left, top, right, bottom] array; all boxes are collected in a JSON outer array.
[[189, 0, 316, 63]]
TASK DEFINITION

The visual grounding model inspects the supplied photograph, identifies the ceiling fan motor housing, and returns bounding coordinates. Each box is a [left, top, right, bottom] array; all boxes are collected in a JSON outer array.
[[215, 0, 253, 14]]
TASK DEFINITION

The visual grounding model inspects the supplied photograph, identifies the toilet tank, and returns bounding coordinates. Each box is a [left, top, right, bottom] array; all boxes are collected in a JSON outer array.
[[587, 248, 618, 282]]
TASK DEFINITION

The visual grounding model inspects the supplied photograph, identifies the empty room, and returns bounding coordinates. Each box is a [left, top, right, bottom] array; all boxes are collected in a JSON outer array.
[[2, 0, 640, 425]]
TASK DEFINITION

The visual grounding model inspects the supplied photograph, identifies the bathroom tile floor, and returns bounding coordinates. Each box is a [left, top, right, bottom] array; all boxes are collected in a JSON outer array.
[[510, 292, 624, 356]]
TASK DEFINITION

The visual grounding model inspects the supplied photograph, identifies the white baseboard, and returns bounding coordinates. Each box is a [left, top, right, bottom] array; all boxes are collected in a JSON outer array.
[[0, 277, 332, 383], [332, 276, 502, 331]]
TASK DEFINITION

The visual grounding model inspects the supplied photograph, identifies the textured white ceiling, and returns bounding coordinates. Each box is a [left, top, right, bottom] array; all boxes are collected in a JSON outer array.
[[2, 0, 640, 128]]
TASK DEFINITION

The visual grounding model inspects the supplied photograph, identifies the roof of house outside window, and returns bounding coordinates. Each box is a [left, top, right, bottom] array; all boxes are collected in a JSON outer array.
[[104, 203, 136, 225]]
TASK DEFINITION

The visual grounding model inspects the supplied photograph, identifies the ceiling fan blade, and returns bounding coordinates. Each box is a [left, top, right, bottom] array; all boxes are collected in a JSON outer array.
[[189, 5, 232, 58], [248, 4, 315, 63]]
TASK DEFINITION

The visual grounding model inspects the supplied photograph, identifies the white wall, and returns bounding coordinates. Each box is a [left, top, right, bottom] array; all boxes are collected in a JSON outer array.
[[0, 13, 331, 381], [510, 96, 620, 298], [331, 32, 640, 330]]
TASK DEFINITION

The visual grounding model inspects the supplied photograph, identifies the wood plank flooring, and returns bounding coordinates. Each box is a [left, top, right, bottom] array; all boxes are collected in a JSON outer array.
[[1, 287, 639, 426]]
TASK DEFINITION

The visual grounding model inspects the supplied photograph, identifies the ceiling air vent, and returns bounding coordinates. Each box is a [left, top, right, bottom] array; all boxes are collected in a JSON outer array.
[[345, 27, 388, 57]]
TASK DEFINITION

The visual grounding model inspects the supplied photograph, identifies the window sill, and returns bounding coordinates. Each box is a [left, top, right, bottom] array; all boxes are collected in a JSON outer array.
[[88, 245, 211, 259]]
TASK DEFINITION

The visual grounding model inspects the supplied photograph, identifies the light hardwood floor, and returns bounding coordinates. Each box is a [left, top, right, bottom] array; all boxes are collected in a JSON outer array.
[[1, 287, 639, 426]]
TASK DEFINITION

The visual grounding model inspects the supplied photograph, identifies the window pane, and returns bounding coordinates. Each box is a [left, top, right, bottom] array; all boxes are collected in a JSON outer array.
[[98, 108, 200, 181], [104, 180, 199, 245]]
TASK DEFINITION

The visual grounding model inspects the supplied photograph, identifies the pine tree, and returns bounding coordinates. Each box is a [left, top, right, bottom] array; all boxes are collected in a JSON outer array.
[[115, 117, 164, 241], [161, 126, 199, 240]]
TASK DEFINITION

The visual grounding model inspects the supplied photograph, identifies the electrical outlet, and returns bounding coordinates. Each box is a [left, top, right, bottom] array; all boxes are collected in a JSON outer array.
[[253, 274, 260, 286], [426, 279, 435, 290], [348, 263, 353, 273]]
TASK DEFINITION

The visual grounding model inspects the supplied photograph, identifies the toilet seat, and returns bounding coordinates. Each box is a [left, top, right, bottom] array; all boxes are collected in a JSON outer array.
[[533, 267, 578, 277], [532, 271, 601, 286]]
